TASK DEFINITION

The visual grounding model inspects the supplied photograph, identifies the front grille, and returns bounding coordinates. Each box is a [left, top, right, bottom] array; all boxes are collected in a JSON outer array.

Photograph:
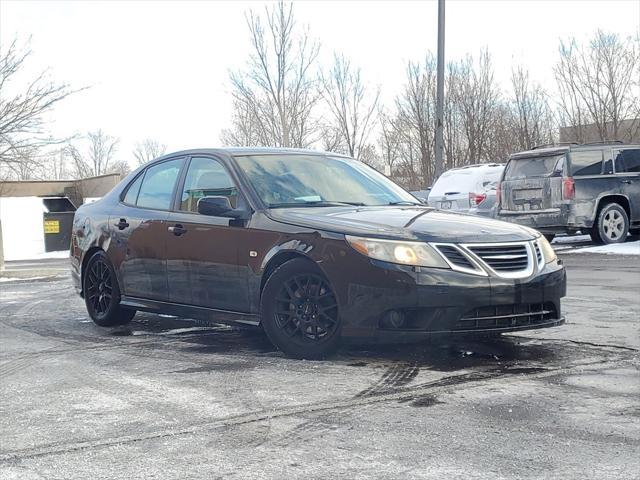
[[436, 245, 475, 270], [467, 244, 529, 272], [455, 302, 557, 331]]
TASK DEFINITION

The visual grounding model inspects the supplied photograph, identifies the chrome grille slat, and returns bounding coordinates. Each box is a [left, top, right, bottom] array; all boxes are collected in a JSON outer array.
[[432, 240, 538, 278], [466, 243, 531, 274]]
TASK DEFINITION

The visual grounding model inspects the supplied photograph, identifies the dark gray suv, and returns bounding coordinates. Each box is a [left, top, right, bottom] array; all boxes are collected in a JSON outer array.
[[497, 142, 640, 244]]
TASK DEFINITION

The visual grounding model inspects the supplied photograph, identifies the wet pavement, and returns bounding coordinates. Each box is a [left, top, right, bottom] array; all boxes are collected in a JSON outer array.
[[0, 253, 638, 479]]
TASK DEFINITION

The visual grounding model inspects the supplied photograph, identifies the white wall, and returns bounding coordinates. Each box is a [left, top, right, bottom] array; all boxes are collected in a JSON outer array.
[[0, 197, 47, 261]]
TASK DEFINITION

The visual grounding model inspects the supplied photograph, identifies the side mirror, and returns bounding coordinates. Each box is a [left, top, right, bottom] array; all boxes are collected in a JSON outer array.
[[197, 196, 247, 219]]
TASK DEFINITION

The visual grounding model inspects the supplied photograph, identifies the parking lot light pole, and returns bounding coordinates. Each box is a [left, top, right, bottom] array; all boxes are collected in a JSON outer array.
[[434, 0, 445, 183]]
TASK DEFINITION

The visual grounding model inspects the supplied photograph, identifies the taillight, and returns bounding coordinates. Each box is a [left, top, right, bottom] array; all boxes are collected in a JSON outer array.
[[562, 177, 575, 200], [469, 192, 487, 206], [496, 182, 501, 208]]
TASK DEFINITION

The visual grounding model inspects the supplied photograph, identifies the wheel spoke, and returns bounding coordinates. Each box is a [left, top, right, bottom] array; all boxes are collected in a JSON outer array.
[[283, 281, 297, 300]]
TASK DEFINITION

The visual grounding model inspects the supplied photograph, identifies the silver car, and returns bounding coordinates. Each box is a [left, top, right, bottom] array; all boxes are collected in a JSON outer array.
[[428, 163, 504, 217]]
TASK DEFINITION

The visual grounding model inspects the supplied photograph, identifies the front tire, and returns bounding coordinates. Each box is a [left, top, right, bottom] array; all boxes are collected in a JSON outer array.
[[590, 203, 629, 245], [83, 251, 136, 327], [260, 258, 341, 359]]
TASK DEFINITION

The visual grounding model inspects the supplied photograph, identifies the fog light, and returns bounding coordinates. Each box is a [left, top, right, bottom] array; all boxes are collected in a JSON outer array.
[[381, 310, 405, 329]]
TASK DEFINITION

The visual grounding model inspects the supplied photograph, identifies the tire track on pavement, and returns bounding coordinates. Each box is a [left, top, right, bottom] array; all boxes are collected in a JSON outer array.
[[0, 356, 630, 462]]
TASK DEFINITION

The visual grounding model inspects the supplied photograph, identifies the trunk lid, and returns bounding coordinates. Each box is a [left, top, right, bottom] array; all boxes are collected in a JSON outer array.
[[501, 153, 566, 212]]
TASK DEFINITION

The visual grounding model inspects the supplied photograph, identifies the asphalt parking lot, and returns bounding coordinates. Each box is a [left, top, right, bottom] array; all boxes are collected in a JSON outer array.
[[1, 251, 639, 479]]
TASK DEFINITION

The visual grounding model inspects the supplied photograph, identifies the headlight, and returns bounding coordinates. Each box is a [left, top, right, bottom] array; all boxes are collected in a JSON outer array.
[[537, 236, 556, 263], [345, 235, 449, 269]]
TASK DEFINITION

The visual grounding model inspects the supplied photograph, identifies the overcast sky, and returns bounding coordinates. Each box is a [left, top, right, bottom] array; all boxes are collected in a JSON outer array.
[[1, 0, 639, 164]]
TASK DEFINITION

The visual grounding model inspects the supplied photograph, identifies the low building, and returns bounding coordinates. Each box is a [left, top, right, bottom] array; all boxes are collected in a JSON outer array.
[[559, 118, 640, 144], [0, 173, 121, 264]]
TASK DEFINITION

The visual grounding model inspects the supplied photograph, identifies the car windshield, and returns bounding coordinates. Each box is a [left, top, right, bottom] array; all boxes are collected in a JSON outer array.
[[504, 154, 565, 179], [234, 154, 420, 207]]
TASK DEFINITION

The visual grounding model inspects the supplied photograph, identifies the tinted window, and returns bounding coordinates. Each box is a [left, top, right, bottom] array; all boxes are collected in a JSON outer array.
[[123, 173, 143, 205], [504, 154, 564, 179], [136, 158, 183, 210], [180, 157, 238, 212], [570, 151, 603, 176], [614, 149, 640, 173]]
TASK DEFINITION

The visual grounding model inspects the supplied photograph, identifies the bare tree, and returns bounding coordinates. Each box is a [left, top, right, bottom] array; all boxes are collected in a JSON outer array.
[[221, 99, 268, 147], [510, 65, 555, 150], [108, 160, 132, 177], [378, 110, 402, 177], [320, 54, 380, 159], [132, 139, 166, 165], [65, 130, 120, 178], [0, 39, 78, 178], [450, 49, 501, 163], [555, 31, 640, 142], [224, 1, 321, 148], [394, 56, 437, 187]]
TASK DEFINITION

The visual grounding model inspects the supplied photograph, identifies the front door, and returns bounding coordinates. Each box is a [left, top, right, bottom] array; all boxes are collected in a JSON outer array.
[[165, 156, 250, 311], [109, 157, 185, 301]]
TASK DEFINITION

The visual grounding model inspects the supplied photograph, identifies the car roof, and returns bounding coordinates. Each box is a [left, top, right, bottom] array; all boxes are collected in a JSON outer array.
[[441, 163, 504, 175], [153, 147, 351, 160], [510, 142, 640, 160]]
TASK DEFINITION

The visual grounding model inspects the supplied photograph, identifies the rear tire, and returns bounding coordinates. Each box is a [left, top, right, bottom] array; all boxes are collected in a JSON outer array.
[[260, 258, 341, 359], [83, 251, 136, 327], [590, 203, 629, 245]]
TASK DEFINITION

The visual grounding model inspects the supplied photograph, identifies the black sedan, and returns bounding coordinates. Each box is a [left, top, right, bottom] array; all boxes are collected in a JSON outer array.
[[70, 148, 566, 358]]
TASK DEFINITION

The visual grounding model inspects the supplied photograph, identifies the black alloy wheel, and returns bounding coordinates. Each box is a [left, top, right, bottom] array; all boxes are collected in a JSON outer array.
[[86, 258, 113, 316], [84, 251, 136, 327], [261, 258, 341, 359]]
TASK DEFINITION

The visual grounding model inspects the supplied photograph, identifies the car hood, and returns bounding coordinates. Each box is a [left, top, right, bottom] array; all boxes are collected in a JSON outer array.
[[267, 206, 537, 243]]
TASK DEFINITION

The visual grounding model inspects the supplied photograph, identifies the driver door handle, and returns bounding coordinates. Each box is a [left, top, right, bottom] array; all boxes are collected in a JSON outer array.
[[168, 224, 187, 236], [621, 179, 632, 184]]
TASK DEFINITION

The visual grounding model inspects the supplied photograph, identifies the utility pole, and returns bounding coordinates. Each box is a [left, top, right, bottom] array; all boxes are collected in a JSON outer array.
[[434, 0, 445, 182]]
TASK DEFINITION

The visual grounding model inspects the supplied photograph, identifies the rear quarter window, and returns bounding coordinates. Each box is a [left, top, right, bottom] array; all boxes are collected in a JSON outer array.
[[570, 150, 603, 176]]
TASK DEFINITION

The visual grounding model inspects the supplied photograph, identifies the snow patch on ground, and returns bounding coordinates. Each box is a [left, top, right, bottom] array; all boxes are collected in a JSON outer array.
[[552, 234, 591, 245], [19, 250, 70, 260], [569, 241, 640, 255], [0, 276, 48, 283]]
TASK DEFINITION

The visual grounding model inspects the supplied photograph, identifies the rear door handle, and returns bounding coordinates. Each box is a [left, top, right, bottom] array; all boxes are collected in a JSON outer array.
[[114, 218, 129, 230], [622, 179, 632, 184], [168, 224, 187, 236]]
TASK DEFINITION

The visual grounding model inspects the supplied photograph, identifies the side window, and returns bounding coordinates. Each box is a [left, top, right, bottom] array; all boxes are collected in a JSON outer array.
[[614, 149, 640, 174], [136, 158, 184, 210], [123, 173, 143, 205], [180, 157, 238, 213], [570, 151, 603, 176]]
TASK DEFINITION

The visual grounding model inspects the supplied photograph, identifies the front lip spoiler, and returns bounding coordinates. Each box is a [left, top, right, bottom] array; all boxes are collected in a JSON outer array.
[[379, 317, 566, 335], [344, 317, 566, 343]]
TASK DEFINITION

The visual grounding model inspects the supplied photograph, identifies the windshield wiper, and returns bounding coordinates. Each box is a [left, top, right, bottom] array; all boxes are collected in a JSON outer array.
[[268, 200, 365, 208], [387, 200, 422, 206]]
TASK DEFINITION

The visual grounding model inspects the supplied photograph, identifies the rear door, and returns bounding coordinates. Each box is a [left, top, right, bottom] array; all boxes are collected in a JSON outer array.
[[109, 157, 185, 301], [613, 147, 640, 223], [501, 154, 566, 212]]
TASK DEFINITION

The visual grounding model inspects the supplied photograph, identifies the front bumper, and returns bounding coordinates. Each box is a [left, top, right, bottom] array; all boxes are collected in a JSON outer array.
[[337, 259, 566, 343]]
